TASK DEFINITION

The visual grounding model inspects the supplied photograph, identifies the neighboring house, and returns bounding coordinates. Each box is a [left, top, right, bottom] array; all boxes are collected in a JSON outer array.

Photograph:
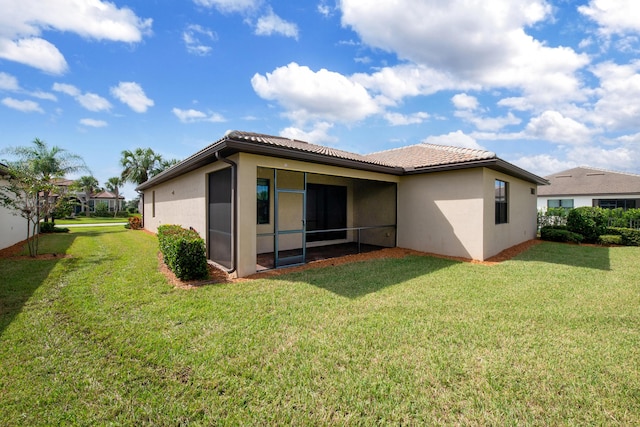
[[137, 131, 547, 278], [537, 167, 640, 211], [51, 179, 125, 215], [88, 191, 125, 213], [0, 162, 29, 250]]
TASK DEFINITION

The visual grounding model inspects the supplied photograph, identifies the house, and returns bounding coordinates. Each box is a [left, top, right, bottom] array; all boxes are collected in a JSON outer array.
[[51, 179, 125, 215], [87, 190, 125, 213], [0, 162, 27, 250], [137, 131, 547, 278], [537, 167, 640, 211]]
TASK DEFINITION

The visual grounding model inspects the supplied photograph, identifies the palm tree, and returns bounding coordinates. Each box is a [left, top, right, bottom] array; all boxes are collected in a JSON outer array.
[[120, 148, 161, 185], [120, 148, 180, 185], [105, 176, 124, 217], [2, 138, 87, 222], [73, 175, 99, 217]]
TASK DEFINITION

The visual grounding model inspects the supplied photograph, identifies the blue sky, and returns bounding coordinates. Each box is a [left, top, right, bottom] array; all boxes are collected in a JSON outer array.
[[1, 0, 640, 199]]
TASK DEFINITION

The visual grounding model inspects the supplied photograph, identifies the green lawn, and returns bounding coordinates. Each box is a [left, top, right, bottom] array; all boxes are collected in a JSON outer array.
[[55, 216, 132, 224], [1, 228, 639, 425]]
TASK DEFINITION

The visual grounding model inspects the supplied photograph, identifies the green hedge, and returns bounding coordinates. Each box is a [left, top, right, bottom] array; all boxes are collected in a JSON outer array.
[[540, 226, 584, 243], [605, 227, 640, 246], [157, 224, 208, 280], [598, 235, 623, 245], [567, 207, 607, 243]]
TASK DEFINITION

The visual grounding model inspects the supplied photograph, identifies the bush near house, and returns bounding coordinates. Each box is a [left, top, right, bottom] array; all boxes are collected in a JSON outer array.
[[540, 226, 584, 243], [605, 227, 640, 246], [566, 207, 607, 243], [39, 222, 69, 234], [157, 224, 208, 280], [126, 216, 142, 230]]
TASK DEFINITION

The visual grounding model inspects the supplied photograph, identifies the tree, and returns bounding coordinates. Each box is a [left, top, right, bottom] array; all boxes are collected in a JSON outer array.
[[0, 162, 55, 256], [120, 148, 161, 185], [105, 176, 124, 217], [2, 138, 87, 223], [73, 175, 99, 217]]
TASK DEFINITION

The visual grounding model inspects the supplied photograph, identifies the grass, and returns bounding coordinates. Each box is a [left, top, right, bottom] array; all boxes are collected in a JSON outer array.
[[1, 228, 639, 425], [55, 216, 132, 224]]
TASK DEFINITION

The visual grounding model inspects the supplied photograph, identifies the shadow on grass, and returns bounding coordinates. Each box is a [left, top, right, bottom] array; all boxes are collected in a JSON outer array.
[[0, 232, 77, 335], [284, 255, 457, 298], [515, 241, 611, 271]]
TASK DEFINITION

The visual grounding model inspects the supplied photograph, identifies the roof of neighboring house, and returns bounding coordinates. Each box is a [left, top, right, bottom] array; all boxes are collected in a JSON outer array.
[[537, 167, 640, 196], [93, 190, 124, 200], [137, 130, 548, 190]]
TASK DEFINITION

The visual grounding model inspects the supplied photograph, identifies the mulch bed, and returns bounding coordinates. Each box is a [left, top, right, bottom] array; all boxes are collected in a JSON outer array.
[[0, 232, 543, 288]]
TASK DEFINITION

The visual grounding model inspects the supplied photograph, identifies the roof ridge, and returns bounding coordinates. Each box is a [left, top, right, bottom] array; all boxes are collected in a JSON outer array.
[[548, 166, 640, 179], [420, 142, 496, 158]]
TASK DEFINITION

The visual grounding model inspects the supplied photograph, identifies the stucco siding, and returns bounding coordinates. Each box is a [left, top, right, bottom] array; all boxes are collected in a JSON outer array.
[[483, 169, 538, 259], [142, 160, 231, 236], [397, 169, 485, 260], [0, 177, 26, 250]]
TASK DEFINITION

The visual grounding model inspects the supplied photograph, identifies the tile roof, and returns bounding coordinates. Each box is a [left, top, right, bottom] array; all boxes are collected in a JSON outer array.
[[226, 131, 394, 167], [537, 167, 640, 196], [364, 143, 497, 169], [138, 130, 546, 190]]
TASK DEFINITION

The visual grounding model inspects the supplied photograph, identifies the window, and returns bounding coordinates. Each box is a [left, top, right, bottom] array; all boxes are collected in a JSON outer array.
[[257, 178, 270, 224], [548, 199, 574, 210], [152, 190, 155, 217], [597, 199, 637, 210], [495, 180, 508, 224]]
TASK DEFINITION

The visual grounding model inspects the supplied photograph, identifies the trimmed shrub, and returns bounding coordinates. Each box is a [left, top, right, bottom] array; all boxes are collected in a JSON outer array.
[[94, 202, 110, 217], [157, 224, 208, 280], [127, 216, 142, 230], [540, 226, 584, 243], [606, 227, 640, 246], [39, 222, 70, 233], [567, 207, 607, 243], [598, 235, 623, 245]]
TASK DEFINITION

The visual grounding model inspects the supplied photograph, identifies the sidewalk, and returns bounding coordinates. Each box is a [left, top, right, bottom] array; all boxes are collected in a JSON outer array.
[[59, 223, 127, 228]]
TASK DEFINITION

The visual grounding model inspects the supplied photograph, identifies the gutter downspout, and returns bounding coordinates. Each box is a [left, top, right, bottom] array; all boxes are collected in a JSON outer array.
[[215, 151, 237, 275]]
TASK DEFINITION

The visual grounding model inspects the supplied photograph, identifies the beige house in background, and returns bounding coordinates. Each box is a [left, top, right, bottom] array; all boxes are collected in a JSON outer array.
[[137, 131, 547, 278]]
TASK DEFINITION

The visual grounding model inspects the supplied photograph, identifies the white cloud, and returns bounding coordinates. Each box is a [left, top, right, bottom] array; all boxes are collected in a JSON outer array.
[[455, 110, 521, 132], [77, 92, 112, 112], [183, 24, 216, 56], [193, 0, 261, 13], [341, 0, 588, 105], [53, 82, 111, 111], [352, 64, 475, 105], [251, 62, 379, 124], [255, 9, 299, 39], [30, 91, 57, 101], [452, 93, 479, 110], [0, 38, 67, 74], [525, 111, 593, 144], [511, 154, 577, 177], [568, 145, 637, 171], [0, 72, 19, 91], [0, 0, 152, 74], [589, 60, 640, 130], [579, 0, 640, 36], [422, 130, 484, 150], [280, 122, 337, 144], [172, 107, 226, 123], [52, 82, 80, 97], [317, 3, 332, 18], [80, 118, 108, 127], [384, 111, 430, 126], [110, 82, 153, 113], [2, 97, 43, 113]]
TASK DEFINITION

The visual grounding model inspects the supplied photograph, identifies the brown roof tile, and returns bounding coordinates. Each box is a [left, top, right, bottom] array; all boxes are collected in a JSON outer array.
[[364, 143, 496, 169]]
